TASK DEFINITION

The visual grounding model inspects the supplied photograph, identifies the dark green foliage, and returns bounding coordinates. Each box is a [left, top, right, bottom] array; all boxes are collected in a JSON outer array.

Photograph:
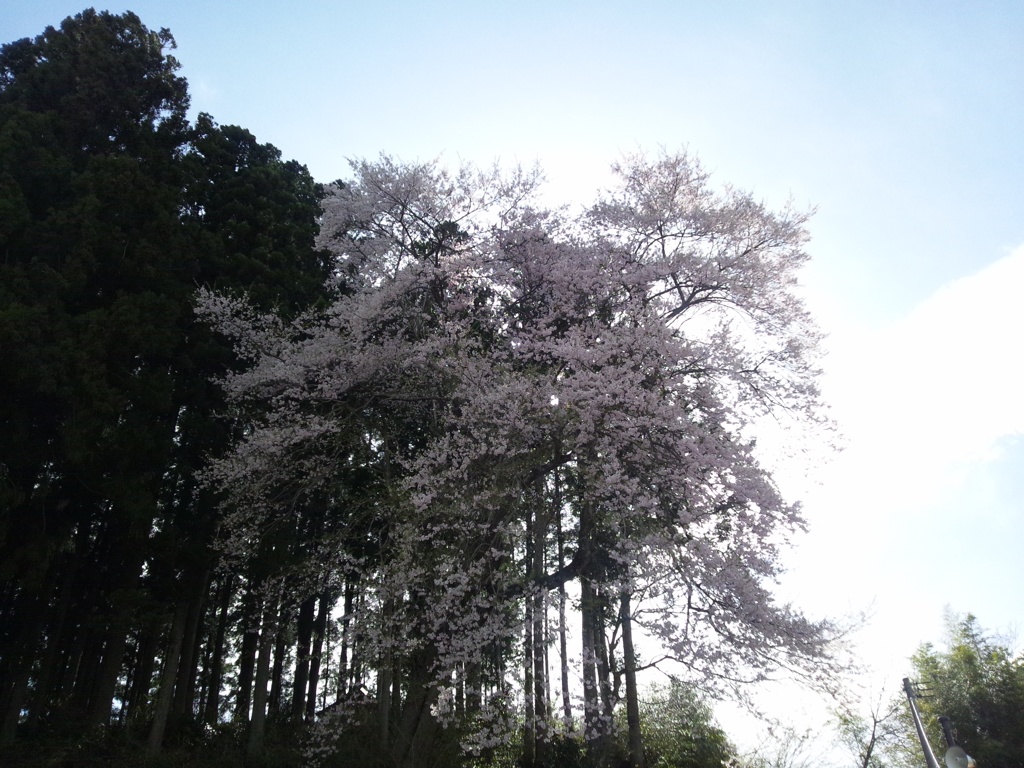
[[1, 722, 298, 768], [0, 7, 330, 758], [183, 113, 330, 315], [620, 682, 735, 768], [0, 7, 189, 504], [0, 9, 188, 160], [0, 19, 191, 718], [537, 734, 590, 768], [905, 614, 1024, 768]]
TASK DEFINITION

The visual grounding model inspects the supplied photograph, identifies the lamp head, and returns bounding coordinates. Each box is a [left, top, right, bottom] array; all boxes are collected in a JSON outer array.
[[945, 746, 975, 768]]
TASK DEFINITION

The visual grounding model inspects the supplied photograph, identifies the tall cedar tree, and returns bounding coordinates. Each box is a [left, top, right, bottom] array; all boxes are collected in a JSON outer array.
[[0, 9, 329, 756]]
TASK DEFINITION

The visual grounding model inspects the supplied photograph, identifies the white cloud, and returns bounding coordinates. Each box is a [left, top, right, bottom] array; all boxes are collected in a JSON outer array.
[[727, 246, 1024, 755], [772, 243, 1024, 657], [818, 244, 1024, 513]]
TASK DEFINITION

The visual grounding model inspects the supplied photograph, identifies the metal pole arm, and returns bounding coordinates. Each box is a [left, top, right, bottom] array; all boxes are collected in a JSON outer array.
[[903, 677, 942, 768]]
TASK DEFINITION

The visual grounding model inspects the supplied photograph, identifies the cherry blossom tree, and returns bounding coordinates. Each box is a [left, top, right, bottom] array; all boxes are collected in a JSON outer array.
[[199, 150, 839, 768]]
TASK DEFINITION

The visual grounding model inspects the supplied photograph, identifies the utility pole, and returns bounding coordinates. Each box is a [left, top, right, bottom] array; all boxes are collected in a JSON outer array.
[[902, 678, 976, 768], [903, 677, 941, 768]]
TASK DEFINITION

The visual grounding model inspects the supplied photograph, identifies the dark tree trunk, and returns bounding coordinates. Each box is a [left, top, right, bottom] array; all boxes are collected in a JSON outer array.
[[88, 517, 149, 728], [69, 626, 105, 723], [0, 577, 47, 742], [377, 598, 394, 749], [620, 590, 644, 768], [88, 618, 131, 727], [148, 601, 189, 756], [466, 661, 482, 716], [581, 577, 600, 741], [523, 597, 536, 766], [523, 513, 536, 768], [172, 575, 209, 722], [1, 663, 32, 745], [124, 631, 157, 728], [268, 604, 288, 722], [556, 528, 573, 730], [247, 596, 277, 759], [581, 577, 613, 766], [531, 503, 549, 764], [396, 646, 440, 768], [234, 587, 260, 723], [338, 579, 356, 699], [202, 574, 233, 725], [58, 612, 92, 717], [304, 591, 331, 720], [292, 595, 315, 720], [26, 521, 88, 729], [592, 588, 616, 725]]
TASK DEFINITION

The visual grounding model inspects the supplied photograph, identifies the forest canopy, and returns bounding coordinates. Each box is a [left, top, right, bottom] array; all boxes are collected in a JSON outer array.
[[0, 9, 841, 768]]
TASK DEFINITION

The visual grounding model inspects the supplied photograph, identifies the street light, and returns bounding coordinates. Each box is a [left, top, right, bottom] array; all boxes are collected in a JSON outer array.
[[902, 678, 976, 768], [940, 716, 976, 768]]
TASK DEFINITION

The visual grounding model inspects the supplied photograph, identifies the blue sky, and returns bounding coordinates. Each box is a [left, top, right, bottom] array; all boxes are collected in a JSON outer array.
[[6, 1, 1022, 318], [5, 0, 1023, 755]]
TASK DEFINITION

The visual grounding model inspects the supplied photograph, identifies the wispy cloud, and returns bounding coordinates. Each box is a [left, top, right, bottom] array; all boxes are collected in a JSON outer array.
[[821, 243, 1024, 512]]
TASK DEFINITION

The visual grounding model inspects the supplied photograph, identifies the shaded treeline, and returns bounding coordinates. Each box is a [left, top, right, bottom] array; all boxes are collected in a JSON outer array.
[[0, 9, 337, 762]]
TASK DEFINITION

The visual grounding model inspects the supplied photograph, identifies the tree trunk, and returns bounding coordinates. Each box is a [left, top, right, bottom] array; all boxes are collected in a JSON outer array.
[[58, 614, 92, 717], [0, 665, 32, 745], [531, 505, 549, 764], [377, 598, 394, 749], [171, 583, 206, 723], [87, 510, 150, 728], [234, 587, 259, 723], [338, 580, 355, 699], [147, 600, 189, 756], [466, 661, 482, 716], [304, 591, 331, 720], [580, 577, 602, 747], [620, 589, 644, 768], [524, 597, 536, 766], [246, 595, 277, 759], [0, 580, 46, 743], [203, 574, 233, 725], [268, 604, 288, 722], [396, 646, 440, 768], [26, 524, 87, 729], [88, 618, 131, 727], [556, 503, 573, 730], [582, 575, 617, 766], [125, 631, 157, 728], [523, 514, 536, 767], [593, 590, 615, 724], [292, 595, 315, 720], [338, 580, 354, 699]]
